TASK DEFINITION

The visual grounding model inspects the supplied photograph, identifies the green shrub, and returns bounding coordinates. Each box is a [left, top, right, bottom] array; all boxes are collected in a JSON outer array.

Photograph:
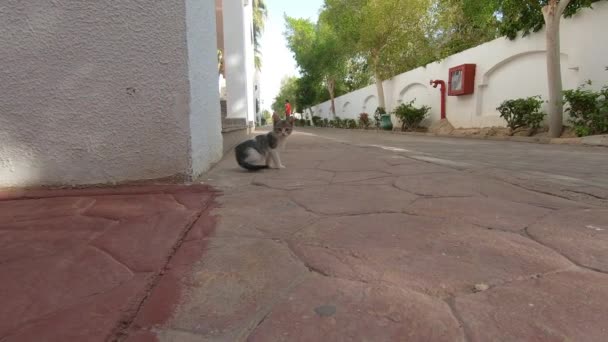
[[358, 113, 371, 129], [346, 119, 358, 129], [393, 100, 431, 131], [323, 118, 329, 127], [564, 85, 608, 137], [334, 117, 343, 128], [496, 96, 545, 136], [312, 116, 323, 127], [328, 119, 336, 128]]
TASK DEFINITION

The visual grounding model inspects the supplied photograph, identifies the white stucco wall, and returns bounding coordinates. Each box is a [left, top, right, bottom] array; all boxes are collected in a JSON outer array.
[[223, 0, 256, 125], [0, 0, 222, 187], [186, 0, 224, 178], [309, 2, 608, 129]]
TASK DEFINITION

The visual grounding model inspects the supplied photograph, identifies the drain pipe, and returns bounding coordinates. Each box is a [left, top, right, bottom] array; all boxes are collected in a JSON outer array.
[[430, 80, 446, 120]]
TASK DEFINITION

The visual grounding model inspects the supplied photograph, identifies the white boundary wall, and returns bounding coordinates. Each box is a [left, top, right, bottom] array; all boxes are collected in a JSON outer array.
[[308, 2, 608, 128]]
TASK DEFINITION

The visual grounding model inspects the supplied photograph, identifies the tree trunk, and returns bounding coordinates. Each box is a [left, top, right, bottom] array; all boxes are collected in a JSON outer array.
[[543, 0, 571, 138], [372, 53, 386, 110], [375, 70, 386, 110], [327, 78, 336, 117]]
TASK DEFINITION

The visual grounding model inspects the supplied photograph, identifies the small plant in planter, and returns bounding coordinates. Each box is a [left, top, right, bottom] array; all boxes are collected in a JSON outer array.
[[496, 96, 546, 136], [375, 107, 393, 130], [358, 113, 371, 129], [374, 107, 386, 129], [393, 99, 431, 132]]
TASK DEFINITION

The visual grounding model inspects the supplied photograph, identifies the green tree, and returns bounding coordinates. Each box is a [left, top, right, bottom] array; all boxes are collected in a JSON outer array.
[[323, 0, 431, 109], [496, 0, 598, 137], [272, 76, 299, 115], [427, 0, 500, 59], [253, 0, 268, 70], [285, 16, 348, 116]]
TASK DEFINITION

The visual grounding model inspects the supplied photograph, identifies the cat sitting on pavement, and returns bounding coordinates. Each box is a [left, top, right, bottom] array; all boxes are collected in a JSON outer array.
[[235, 114, 294, 171]]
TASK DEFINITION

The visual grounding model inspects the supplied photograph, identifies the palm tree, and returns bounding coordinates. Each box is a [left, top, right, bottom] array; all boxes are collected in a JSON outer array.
[[252, 0, 268, 70]]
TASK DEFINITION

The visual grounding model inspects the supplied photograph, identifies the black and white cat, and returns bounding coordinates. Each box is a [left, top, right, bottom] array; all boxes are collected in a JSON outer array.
[[235, 114, 294, 171]]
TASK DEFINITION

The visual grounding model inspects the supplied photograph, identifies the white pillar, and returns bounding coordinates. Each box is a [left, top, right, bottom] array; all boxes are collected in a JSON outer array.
[[223, 0, 256, 125], [185, 0, 223, 177]]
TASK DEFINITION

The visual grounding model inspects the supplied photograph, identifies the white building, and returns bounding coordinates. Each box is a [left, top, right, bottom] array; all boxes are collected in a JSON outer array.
[[0, 0, 258, 188]]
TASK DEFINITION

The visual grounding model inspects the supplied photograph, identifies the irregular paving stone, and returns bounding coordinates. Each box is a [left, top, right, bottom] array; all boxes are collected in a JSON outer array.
[[0, 215, 115, 231], [279, 149, 344, 169], [477, 179, 591, 210], [85, 194, 187, 220], [124, 330, 159, 342], [394, 173, 480, 197], [528, 209, 608, 272], [290, 214, 572, 297], [0, 197, 95, 223], [381, 155, 416, 166], [214, 188, 318, 239], [0, 229, 102, 264], [409, 196, 552, 231], [3, 274, 151, 342], [291, 184, 417, 215], [134, 238, 214, 330], [0, 247, 134, 337], [386, 161, 454, 176], [0, 184, 212, 201], [317, 154, 391, 172], [171, 191, 214, 211], [332, 171, 392, 184], [91, 211, 198, 272], [165, 238, 309, 341], [253, 168, 334, 190], [248, 277, 465, 342], [455, 270, 608, 342], [345, 176, 399, 186]]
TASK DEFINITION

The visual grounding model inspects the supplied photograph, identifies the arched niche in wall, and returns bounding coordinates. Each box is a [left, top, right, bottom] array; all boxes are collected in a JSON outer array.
[[342, 101, 351, 117], [397, 82, 431, 105], [396, 82, 433, 125], [475, 50, 575, 117], [362, 95, 378, 113]]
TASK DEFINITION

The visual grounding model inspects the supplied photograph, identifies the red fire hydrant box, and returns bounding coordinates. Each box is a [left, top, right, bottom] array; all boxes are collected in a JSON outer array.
[[448, 64, 476, 96]]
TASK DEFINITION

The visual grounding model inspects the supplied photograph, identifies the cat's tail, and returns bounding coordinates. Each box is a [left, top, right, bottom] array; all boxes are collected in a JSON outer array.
[[238, 161, 269, 171]]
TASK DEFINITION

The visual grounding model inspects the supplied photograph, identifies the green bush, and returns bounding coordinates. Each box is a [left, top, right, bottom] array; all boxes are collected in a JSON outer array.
[[564, 85, 608, 137], [359, 113, 371, 129], [323, 118, 329, 127], [334, 117, 343, 128], [393, 100, 431, 131], [496, 96, 545, 136], [328, 119, 336, 128], [312, 116, 323, 127], [345, 119, 358, 129]]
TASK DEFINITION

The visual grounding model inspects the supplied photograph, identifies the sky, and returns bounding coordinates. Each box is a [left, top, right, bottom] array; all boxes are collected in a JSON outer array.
[[259, 0, 325, 112]]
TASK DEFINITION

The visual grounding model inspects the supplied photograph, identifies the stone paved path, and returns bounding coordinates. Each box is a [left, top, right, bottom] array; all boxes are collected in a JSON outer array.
[[0, 185, 217, 342], [2, 130, 607, 342], [134, 130, 608, 341]]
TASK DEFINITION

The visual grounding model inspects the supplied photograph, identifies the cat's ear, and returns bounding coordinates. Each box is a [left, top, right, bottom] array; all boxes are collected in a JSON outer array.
[[272, 113, 280, 124]]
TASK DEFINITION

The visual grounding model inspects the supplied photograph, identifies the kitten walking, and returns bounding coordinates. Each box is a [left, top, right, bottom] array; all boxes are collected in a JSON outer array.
[[235, 114, 294, 171]]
